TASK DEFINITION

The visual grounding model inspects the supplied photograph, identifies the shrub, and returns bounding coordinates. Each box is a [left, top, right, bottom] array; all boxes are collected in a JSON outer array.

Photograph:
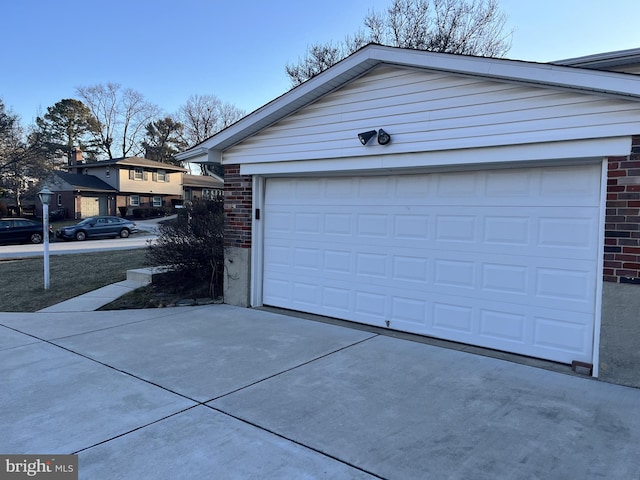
[[146, 198, 224, 298], [132, 207, 165, 218]]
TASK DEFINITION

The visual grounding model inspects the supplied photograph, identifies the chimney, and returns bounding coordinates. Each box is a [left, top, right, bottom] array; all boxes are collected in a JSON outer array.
[[69, 147, 83, 173]]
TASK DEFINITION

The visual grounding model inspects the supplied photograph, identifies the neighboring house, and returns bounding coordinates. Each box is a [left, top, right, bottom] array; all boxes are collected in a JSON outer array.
[[49, 171, 118, 219], [54, 150, 186, 218], [183, 174, 224, 201], [177, 44, 640, 388]]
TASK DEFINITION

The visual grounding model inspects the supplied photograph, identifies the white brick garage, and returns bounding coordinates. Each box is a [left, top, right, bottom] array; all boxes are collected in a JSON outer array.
[[262, 165, 601, 364], [177, 45, 640, 380]]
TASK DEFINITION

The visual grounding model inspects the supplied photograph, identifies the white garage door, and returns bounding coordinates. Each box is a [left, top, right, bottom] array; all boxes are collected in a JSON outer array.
[[262, 164, 601, 364], [81, 197, 101, 218]]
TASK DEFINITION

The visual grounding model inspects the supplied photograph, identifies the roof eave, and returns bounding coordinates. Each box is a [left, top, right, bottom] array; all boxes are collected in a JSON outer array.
[[553, 47, 640, 69]]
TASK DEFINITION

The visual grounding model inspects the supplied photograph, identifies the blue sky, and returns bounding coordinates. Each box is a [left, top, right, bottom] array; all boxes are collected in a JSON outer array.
[[3, 0, 640, 124]]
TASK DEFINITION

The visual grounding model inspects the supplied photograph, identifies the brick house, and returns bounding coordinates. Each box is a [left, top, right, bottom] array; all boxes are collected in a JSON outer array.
[[48, 170, 117, 219], [183, 174, 224, 201], [50, 150, 186, 218], [177, 44, 640, 387]]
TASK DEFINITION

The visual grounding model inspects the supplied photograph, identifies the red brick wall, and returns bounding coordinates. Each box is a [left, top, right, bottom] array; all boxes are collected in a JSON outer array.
[[224, 164, 252, 248], [604, 135, 640, 284]]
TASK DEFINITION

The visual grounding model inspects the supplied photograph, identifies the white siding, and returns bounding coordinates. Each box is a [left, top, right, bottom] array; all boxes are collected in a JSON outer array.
[[224, 65, 640, 165]]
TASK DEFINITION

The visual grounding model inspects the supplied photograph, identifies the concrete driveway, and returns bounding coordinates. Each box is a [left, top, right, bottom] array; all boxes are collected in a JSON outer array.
[[1, 304, 639, 479]]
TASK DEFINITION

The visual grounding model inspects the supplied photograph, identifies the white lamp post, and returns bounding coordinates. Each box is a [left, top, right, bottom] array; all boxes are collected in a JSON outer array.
[[38, 187, 53, 290]]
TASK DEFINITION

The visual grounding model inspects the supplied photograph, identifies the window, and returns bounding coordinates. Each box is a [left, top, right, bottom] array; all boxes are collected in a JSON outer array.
[[157, 170, 167, 182], [57, 194, 62, 207], [202, 189, 221, 200], [153, 196, 162, 207], [134, 168, 143, 180], [130, 195, 140, 207], [202, 189, 215, 200], [106, 166, 110, 178]]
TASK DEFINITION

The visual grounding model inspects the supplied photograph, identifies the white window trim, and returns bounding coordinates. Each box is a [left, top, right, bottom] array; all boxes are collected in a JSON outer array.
[[152, 196, 162, 207], [130, 195, 140, 207]]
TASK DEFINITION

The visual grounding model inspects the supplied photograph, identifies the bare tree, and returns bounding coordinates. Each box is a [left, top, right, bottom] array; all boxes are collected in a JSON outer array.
[[76, 83, 118, 158], [218, 102, 246, 131], [0, 100, 51, 211], [368, 0, 511, 55], [120, 88, 160, 158], [286, 0, 512, 86], [178, 94, 245, 148], [286, 43, 347, 87], [76, 83, 159, 159]]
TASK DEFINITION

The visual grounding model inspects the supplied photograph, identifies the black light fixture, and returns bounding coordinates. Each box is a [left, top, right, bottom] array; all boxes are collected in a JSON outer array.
[[377, 129, 391, 145], [358, 130, 377, 145]]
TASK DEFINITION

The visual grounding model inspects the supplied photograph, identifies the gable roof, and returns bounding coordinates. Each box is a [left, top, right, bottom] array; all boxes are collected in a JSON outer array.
[[80, 157, 186, 172], [182, 174, 223, 189], [553, 47, 640, 73], [176, 43, 640, 163], [52, 171, 117, 192]]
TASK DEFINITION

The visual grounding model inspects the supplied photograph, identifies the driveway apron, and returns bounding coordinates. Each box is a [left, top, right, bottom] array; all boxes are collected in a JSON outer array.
[[2, 304, 640, 479]]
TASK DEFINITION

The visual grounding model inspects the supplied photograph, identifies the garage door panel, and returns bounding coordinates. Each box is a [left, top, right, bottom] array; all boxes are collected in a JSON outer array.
[[391, 295, 593, 363], [267, 205, 598, 261], [265, 168, 600, 207], [263, 165, 600, 364], [267, 240, 597, 314]]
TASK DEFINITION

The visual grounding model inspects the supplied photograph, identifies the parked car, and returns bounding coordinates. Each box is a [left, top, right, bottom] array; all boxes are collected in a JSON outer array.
[[56, 216, 137, 241], [0, 218, 49, 245]]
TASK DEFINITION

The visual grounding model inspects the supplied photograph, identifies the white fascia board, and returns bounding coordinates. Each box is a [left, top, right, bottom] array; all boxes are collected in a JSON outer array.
[[175, 146, 208, 162], [371, 46, 640, 99], [555, 47, 640, 68], [240, 137, 631, 176]]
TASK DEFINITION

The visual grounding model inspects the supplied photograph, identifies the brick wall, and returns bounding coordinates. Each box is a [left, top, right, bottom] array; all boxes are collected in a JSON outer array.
[[224, 164, 252, 248], [604, 135, 640, 284]]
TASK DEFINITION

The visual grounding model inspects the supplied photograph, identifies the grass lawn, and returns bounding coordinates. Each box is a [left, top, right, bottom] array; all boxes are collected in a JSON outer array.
[[0, 249, 149, 312]]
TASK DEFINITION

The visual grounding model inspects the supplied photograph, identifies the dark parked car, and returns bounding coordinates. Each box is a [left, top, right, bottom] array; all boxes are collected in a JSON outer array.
[[0, 218, 48, 245], [56, 216, 137, 241]]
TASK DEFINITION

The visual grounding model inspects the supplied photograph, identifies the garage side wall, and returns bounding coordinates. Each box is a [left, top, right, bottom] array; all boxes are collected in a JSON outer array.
[[600, 134, 640, 387], [223, 164, 252, 307]]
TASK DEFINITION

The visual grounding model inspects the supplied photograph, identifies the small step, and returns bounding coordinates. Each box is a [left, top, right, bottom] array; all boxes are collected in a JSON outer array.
[[126, 266, 172, 285]]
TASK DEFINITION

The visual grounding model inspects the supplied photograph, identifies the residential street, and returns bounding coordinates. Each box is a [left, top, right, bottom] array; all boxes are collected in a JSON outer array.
[[0, 216, 169, 259]]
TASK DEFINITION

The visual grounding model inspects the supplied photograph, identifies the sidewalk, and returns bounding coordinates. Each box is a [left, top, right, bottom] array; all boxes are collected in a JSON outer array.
[[37, 266, 165, 313], [37, 279, 147, 312]]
